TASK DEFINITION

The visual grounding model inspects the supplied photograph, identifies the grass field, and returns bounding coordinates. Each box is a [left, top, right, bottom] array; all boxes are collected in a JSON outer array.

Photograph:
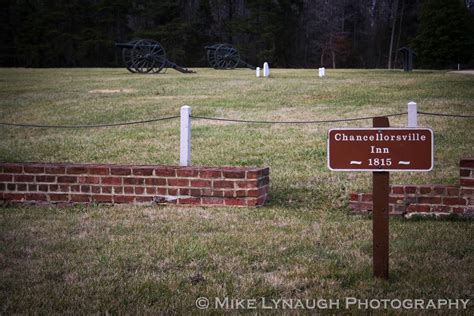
[[0, 68, 473, 313]]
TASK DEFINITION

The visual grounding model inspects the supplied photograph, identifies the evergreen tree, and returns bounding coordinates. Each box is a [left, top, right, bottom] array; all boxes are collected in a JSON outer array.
[[413, 0, 474, 68]]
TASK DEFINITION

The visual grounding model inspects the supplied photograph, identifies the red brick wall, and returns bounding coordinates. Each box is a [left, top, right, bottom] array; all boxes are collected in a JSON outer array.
[[349, 158, 474, 217], [0, 163, 269, 207]]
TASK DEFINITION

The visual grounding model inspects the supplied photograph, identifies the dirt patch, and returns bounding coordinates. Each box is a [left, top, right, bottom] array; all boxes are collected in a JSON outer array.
[[88, 89, 135, 93]]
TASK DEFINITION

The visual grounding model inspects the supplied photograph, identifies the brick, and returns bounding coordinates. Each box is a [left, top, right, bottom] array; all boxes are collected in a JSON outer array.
[[132, 167, 154, 176], [406, 204, 431, 213], [180, 188, 190, 195], [460, 158, 474, 168], [3, 165, 22, 173], [124, 187, 134, 194], [247, 189, 259, 197], [178, 197, 201, 205], [419, 186, 431, 194], [349, 201, 373, 211], [168, 188, 178, 195], [433, 186, 446, 195], [114, 195, 135, 204], [88, 167, 109, 175], [71, 185, 81, 192], [7, 183, 15, 191], [224, 198, 246, 206], [45, 166, 65, 174], [49, 194, 69, 202], [167, 179, 189, 187], [57, 176, 77, 183], [447, 187, 460, 196], [361, 194, 373, 202], [25, 193, 47, 201], [202, 197, 224, 205], [36, 175, 56, 183], [66, 166, 88, 174], [405, 186, 417, 194], [157, 188, 167, 195], [145, 178, 166, 186], [123, 177, 144, 185], [451, 207, 466, 214], [3, 193, 25, 201], [460, 169, 471, 177], [146, 187, 156, 195], [257, 177, 270, 187], [443, 197, 467, 206], [246, 170, 263, 179], [418, 197, 442, 204], [81, 185, 91, 193], [110, 167, 131, 176], [199, 170, 222, 178], [28, 184, 37, 191], [24, 165, 45, 173], [460, 178, 474, 187], [93, 195, 113, 203], [0, 183, 4, 191], [177, 169, 199, 177], [257, 195, 267, 205], [134, 187, 144, 195], [389, 196, 404, 204], [102, 177, 122, 185], [0, 174, 13, 182], [49, 185, 59, 191], [223, 190, 235, 198], [391, 186, 404, 194], [190, 188, 202, 196], [213, 181, 234, 189], [102, 186, 112, 194], [236, 180, 257, 189], [430, 205, 451, 213], [190, 180, 212, 187], [460, 188, 474, 196], [16, 184, 27, 191], [136, 196, 154, 203], [91, 186, 100, 194], [155, 168, 176, 177], [223, 170, 246, 179], [70, 194, 91, 203], [78, 176, 100, 184], [350, 193, 360, 202]]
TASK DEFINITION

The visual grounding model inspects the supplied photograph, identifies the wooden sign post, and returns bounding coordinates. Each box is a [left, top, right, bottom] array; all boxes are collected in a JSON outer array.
[[327, 118, 433, 279], [372, 116, 390, 279]]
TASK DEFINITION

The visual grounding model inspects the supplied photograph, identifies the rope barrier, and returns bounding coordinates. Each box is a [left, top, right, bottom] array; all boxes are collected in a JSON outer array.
[[0, 111, 472, 129], [0, 115, 180, 129], [190, 112, 407, 124], [417, 111, 474, 118]]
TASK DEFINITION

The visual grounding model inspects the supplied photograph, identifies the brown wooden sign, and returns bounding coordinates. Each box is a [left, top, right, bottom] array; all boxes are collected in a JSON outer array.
[[327, 128, 433, 171]]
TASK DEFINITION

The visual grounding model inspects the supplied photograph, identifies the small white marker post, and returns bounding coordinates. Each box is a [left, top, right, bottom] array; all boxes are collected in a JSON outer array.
[[180, 105, 192, 166], [263, 62, 270, 77], [318, 67, 326, 77], [407, 101, 418, 127], [256, 67, 261, 77]]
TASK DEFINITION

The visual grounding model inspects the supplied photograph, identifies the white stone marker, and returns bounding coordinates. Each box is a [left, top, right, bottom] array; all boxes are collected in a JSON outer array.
[[407, 101, 418, 127], [263, 62, 270, 77], [256, 67, 261, 77], [180, 105, 192, 166], [318, 67, 326, 77]]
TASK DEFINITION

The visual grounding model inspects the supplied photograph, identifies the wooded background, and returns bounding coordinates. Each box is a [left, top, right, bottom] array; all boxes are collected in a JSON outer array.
[[1, 0, 473, 69]]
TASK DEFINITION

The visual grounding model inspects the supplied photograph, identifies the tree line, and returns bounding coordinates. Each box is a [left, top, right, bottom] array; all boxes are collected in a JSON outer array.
[[1, 0, 473, 69]]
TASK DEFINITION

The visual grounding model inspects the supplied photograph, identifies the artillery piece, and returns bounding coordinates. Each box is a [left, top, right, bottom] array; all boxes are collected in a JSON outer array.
[[205, 44, 255, 69], [115, 39, 194, 74]]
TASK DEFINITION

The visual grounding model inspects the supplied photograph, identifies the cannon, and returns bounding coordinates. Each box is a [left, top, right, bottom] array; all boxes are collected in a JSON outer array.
[[115, 39, 195, 74], [204, 44, 255, 69]]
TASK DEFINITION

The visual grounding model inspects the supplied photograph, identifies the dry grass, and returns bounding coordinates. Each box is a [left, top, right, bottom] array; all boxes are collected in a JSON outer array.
[[0, 68, 473, 313]]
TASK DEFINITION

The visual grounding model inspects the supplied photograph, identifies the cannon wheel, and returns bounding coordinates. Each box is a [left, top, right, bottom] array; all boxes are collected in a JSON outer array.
[[215, 44, 240, 69], [131, 39, 167, 74], [206, 44, 219, 69], [122, 40, 139, 73]]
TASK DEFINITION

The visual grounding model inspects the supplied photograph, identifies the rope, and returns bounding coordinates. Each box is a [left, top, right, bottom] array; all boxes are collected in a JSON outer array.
[[418, 111, 474, 118], [0, 115, 180, 129], [190, 112, 407, 124]]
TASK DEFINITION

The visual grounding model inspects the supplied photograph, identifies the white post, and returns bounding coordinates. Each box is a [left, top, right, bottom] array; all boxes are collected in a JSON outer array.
[[180, 105, 192, 166], [322, 67, 326, 76], [263, 62, 270, 77], [256, 67, 261, 77], [407, 101, 418, 127]]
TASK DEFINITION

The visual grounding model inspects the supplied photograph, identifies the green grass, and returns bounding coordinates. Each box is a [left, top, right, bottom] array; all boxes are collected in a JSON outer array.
[[0, 68, 473, 313]]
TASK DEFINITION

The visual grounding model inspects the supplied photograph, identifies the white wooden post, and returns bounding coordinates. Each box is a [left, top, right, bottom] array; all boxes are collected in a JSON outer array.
[[180, 105, 192, 166], [256, 67, 261, 77], [407, 101, 418, 127], [263, 62, 270, 77]]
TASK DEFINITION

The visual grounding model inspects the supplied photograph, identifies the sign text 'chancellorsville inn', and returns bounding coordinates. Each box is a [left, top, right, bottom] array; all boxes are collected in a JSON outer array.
[[327, 128, 434, 171]]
